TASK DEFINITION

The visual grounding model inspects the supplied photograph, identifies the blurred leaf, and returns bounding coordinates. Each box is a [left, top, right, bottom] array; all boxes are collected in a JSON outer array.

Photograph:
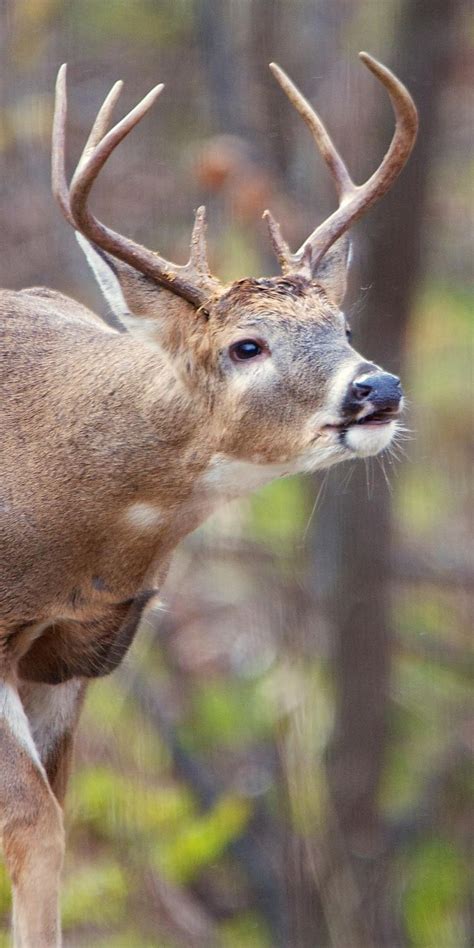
[[62, 860, 127, 929], [0, 863, 10, 915], [81, 677, 168, 771], [72, 766, 195, 842], [185, 679, 271, 749], [249, 476, 310, 546], [156, 794, 251, 884], [220, 911, 272, 947], [98, 932, 171, 948], [186, 678, 271, 751], [397, 591, 459, 641], [403, 837, 469, 947]]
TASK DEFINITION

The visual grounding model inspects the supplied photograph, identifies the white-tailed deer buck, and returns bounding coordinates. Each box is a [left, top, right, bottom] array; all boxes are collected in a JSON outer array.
[[0, 52, 417, 945]]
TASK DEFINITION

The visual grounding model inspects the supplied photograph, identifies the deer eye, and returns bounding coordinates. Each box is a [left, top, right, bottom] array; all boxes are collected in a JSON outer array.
[[345, 325, 353, 343], [229, 339, 266, 362]]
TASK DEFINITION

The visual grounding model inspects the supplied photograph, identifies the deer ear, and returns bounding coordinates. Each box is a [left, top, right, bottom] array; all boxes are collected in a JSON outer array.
[[76, 233, 197, 349], [76, 233, 130, 321], [76, 233, 170, 330], [311, 234, 352, 306], [76, 233, 159, 321]]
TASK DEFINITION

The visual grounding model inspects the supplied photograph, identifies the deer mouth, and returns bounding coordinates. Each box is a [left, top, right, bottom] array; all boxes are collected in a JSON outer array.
[[323, 407, 400, 432]]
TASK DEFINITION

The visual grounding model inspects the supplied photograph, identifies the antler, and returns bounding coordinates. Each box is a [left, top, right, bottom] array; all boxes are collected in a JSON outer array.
[[263, 52, 418, 275], [52, 65, 221, 309]]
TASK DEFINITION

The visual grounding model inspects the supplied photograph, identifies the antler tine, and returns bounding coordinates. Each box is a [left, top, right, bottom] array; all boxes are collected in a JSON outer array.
[[264, 53, 418, 276], [81, 79, 124, 157], [189, 205, 210, 274], [269, 62, 355, 203], [262, 209, 293, 272], [53, 67, 220, 309], [52, 64, 75, 226]]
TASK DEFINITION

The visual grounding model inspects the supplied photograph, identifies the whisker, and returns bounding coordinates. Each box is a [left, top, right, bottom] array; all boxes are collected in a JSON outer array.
[[340, 462, 356, 494], [364, 458, 373, 500], [303, 470, 330, 541], [377, 454, 393, 494]]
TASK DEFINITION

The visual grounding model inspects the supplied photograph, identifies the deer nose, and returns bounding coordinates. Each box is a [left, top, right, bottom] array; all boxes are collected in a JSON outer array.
[[351, 372, 403, 410]]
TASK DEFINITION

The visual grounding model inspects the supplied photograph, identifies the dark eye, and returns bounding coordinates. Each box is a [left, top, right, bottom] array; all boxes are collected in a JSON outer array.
[[345, 325, 353, 343], [230, 339, 265, 362]]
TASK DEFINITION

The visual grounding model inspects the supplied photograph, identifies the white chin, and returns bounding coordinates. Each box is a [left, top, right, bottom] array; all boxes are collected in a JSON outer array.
[[344, 421, 396, 457]]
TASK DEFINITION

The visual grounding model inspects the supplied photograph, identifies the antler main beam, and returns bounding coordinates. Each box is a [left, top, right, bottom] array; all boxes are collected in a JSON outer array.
[[263, 52, 418, 275], [52, 65, 220, 309]]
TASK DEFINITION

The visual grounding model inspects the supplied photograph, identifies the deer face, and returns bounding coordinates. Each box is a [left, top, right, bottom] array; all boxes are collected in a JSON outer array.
[[79, 238, 403, 478], [197, 274, 402, 474]]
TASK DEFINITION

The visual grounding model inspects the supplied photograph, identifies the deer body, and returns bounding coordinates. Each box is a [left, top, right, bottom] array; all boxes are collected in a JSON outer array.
[[0, 54, 417, 946], [2, 288, 205, 622]]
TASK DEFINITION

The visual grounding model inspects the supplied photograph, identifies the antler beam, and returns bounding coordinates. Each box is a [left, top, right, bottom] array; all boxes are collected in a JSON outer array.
[[52, 65, 221, 309], [263, 52, 418, 276]]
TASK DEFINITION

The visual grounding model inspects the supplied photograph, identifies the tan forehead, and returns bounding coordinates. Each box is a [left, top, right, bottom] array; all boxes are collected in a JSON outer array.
[[214, 276, 335, 324]]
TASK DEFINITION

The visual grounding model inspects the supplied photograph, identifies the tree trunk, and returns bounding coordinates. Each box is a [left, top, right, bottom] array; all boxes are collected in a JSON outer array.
[[308, 0, 460, 943]]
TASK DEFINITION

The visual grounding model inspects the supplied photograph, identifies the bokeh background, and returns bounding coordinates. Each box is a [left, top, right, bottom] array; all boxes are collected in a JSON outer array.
[[0, 1, 472, 945]]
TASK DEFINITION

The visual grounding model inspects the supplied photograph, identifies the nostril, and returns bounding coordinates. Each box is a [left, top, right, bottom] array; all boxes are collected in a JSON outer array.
[[352, 380, 373, 401]]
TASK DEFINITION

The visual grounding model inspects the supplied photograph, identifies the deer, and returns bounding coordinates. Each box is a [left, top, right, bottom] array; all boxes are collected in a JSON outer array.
[[0, 52, 417, 946]]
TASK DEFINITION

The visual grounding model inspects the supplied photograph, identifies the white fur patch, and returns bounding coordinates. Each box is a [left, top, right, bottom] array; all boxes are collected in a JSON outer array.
[[76, 233, 130, 322], [123, 501, 164, 530], [23, 680, 82, 764], [345, 420, 397, 457], [201, 454, 289, 496], [76, 234, 168, 347], [117, 312, 166, 345], [0, 681, 46, 777], [230, 359, 277, 394], [323, 358, 361, 420], [200, 443, 346, 498]]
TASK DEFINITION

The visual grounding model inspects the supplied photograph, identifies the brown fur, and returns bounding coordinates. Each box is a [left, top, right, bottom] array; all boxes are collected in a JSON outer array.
[[0, 246, 396, 945]]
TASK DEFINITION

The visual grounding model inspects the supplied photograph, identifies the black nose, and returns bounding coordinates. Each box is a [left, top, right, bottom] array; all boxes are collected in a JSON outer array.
[[349, 372, 403, 412]]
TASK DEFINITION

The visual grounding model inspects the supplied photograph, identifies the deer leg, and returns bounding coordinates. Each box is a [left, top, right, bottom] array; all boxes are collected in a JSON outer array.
[[0, 679, 64, 948], [20, 679, 87, 804]]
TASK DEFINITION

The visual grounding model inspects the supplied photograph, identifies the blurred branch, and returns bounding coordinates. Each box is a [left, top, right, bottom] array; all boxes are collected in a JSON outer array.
[[141, 867, 219, 947], [116, 659, 288, 946]]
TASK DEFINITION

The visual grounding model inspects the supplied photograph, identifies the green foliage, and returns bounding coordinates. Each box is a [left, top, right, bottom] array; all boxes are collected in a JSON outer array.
[[381, 652, 471, 817], [81, 677, 168, 772], [98, 933, 170, 948], [0, 863, 10, 916], [72, 766, 195, 842], [409, 285, 473, 414], [219, 912, 273, 947], [249, 476, 311, 547], [62, 861, 127, 929], [186, 678, 272, 751], [397, 591, 458, 642], [399, 284, 473, 538], [156, 794, 251, 884], [403, 838, 470, 947]]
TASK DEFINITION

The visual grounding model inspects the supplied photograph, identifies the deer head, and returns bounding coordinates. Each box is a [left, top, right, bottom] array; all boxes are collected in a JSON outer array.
[[52, 53, 417, 481]]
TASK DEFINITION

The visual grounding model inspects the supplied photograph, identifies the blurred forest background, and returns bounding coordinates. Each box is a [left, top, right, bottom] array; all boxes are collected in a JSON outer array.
[[0, 0, 472, 946]]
